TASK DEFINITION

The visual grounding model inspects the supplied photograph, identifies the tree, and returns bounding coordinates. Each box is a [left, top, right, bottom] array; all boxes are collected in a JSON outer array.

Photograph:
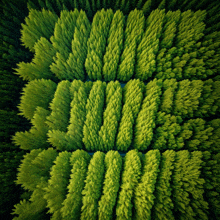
[[151, 150, 176, 220], [99, 81, 122, 151], [85, 9, 114, 80], [17, 79, 57, 121], [44, 151, 72, 220], [98, 151, 122, 220], [116, 150, 142, 219], [61, 150, 91, 220], [21, 8, 58, 52], [208, 119, 220, 154], [135, 9, 165, 81], [133, 150, 161, 219], [12, 107, 51, 150], [81, 151, 105, 220], [83, 81, 106, 151], [46, 80, 71, 132], [133, 79, 163, 151], [117, 9, 145, 81], [102, 10, 125, 81]]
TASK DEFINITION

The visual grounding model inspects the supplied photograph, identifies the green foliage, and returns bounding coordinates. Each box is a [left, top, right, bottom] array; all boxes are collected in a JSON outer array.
[[208, 119, 220, 153], [103, 10, 125, 81], [116, 149, 142, 219], [46, 80, 71, 132], [85, 9, 114, 80], [81, 151, 105, 220], [116, 79, 145, 151], [151, 150, 176, 220], [133, 79, 162, 151], [17, 79, 57, 120], [21, 8, 58, 52], [98, 151, 122, 220], [12, 107, 51, 150], [117, 9, 145, 81], [99, 81, 122, 151], [134, 150, 161, 219], [44, 151, 72, 220], [61, 150, 91, 220], [135, 9, 165, 81], [83, 81, 106, 151]]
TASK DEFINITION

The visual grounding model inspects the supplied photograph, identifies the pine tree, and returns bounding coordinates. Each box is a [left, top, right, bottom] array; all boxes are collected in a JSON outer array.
[[151, 150, 176, 220], [50, 9, 80, 80], [61, 150, 91, 220], [102, 10, 125, 81], [44, 151, 72, 220], [117, 9, 145, 81], [116, 150, 142, 219], [83, 81, 106, 151], [12, 107, 51, 150], [81, 151, 105, 220], [141, 0, 152, 16], [46, 80, 71, 132], [21, 8, 58, 52], [133, 79, 162, 151], [85, 9, 114, 80], [133, 150, 161, 219], [98, 151, 122, 220], [14, 37, 57, 81], [135, 9, 165, 81], [17, 79, 57, 120], [99, 81, 122, 151], [64, 10, 91, 81], [208, 119, 220, 154], [116, 79, 145, 151]]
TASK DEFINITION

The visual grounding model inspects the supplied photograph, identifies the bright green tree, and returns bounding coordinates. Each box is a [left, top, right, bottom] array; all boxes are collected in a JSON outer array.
[[133, 150, 161, 220], [151, 150, 176, 220], [99, 81, 122, 151], [85, 9, 114, 80], [81, 151, 105, 220], [44, 151, 72, 220], [116, 150, 142, 220], [61, 150, 91, 220], [102, 10, 125, 81], [117, 9, 145, 81], [133, 79, 162, 151], [98, 151, 122, 220], [21, 8, 58, 52], [135, 9, 165, 81], [17, 79, 57, 120]]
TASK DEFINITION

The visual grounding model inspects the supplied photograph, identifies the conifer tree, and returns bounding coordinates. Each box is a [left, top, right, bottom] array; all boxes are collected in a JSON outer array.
[[116, 150, 142, 219], [98, 151, 122, 220], [173, 80, 203, 118], [50, 9, 80, 80], [12, 107, 51, 150], [46, 80, 71, 132], [21, 8, 58, 52], [116, 79, 145, 151], [152, 112, 183, 151], [160, 79, 178, 114], [99, 81, 122, 151], [171, 150, 208, 220], [133, 79, 162, 151], [102, 10, 125, 81], [44, 151, 72, 220], [14, 37, 57, 81], [133, 150, 161, 220], [61, 150, 91, 220], [208, 119, 220, 153], [117, 9, 145, 81], [81, 151, 105, 220], [83, 81, 106, 151], [151, 150, 176, 220], [18, 79, 57, 120], [135, 9, 165, 81], [141, 0, 152, 16], [85, 9, 114, 80], [64, 10, 91, 81]]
